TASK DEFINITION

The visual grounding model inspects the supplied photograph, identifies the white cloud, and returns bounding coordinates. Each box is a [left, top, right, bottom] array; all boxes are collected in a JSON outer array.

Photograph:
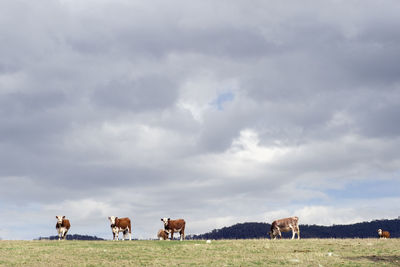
[[44, 199, 116, 224]]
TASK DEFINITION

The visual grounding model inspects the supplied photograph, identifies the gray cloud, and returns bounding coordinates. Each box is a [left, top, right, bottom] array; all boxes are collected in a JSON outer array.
[[92, 75, 178, 111]]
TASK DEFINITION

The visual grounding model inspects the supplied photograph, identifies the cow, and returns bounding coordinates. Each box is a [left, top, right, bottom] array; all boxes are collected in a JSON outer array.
[[378, 229, 390, 239], [55, 215, 71, 240], [269, 216, 300, 240], [108, 216, 132, 241], [161, 218, 186, 241], [157, 229, 169, 240]]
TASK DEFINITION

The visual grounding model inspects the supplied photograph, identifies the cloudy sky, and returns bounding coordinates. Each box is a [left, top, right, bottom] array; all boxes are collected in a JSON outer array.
[[1, 0, 400, 240]]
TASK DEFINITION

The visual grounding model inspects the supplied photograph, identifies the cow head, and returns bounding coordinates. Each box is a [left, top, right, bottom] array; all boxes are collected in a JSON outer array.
[[378, 229, 382, 235], [161, 218, 170, 228], [269, 228, 279, 239], [108, 216, 117, 227], [158, 229, 169, 240], [56, 215, 65, 224]]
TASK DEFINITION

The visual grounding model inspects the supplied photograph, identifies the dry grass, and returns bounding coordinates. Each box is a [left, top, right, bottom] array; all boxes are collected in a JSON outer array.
[[0, 238, 399, 266]]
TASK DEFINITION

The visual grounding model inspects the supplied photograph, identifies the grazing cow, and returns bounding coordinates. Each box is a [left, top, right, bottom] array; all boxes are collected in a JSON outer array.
[[55, 216, 70, 240], [269, 216, 300, 240], [378, 229, 390, 239], [108, 216, 132, 241], [161, 218, 186, 241], [157, 229, 169, 240]]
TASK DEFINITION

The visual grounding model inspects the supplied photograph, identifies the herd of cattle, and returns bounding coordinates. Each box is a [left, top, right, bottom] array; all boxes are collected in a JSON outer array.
[[55, 215, 391, 241]]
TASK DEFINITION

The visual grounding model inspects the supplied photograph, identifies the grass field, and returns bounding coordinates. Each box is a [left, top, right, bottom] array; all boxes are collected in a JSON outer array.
[[1, 239, 399, 266]]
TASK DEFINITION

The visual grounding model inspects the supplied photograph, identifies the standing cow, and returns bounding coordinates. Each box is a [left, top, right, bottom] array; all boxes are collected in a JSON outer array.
[[161, 218, 186, 241], [108, 216, 132, 241], [157, 229, 169, 240], [378, 229, 390, 239], [55, 215, 71, 240], [269, 216, 300, 240]]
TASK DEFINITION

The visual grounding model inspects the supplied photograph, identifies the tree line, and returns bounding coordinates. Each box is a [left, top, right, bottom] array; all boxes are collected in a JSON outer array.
[[32, 218, 399, 240], [187, 219, 400, 239], [36, 234, 104, 241]]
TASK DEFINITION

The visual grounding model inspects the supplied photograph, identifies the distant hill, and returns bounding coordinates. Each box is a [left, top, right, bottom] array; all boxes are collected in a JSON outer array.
[[188, 219, 400, 239], [37, 234, 104, 241]]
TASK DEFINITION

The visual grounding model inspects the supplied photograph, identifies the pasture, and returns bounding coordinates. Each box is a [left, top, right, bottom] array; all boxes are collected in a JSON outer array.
[[1, 238, 399, 266]]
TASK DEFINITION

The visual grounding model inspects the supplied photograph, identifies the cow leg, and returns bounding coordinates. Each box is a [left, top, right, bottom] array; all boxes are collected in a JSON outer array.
[[58, 231, 61, 240], [296, 226, 300, 240], [123, 229, 129, 241], [63, 230, 68, 240], [129, 229, 132, 241], [170, 231, 174, 240], [288, 225, 295, 239], [180, 230, 185, 241], [60, 229, 66, 240]]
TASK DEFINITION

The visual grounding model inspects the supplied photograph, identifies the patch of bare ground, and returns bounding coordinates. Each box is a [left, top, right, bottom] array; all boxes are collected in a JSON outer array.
[[345, 255, 400, 264]]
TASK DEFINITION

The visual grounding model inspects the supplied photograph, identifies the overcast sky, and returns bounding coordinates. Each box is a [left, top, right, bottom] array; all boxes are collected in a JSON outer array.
[[1, 0, 400, 240]]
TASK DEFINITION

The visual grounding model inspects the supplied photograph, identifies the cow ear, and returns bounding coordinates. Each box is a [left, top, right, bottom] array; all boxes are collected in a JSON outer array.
[[161, 218, 163, 221], [63, 216, 65, 219], [108, 217, 111, 220], [168, 218, 170, 221], [55, 216, 58, 219]]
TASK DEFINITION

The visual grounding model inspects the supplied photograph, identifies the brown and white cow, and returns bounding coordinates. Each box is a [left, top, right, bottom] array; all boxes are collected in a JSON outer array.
[[108, 216, 132, 241], [157, 229, 169, 240], [55, 215, 71, 240], [161, 218, 185, 241], [269, 216, 300, 240], [378, 229, 390, 239]]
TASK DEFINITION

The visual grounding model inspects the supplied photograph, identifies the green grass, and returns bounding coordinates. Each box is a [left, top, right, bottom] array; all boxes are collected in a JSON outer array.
[[0, 239, 399, 266]]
